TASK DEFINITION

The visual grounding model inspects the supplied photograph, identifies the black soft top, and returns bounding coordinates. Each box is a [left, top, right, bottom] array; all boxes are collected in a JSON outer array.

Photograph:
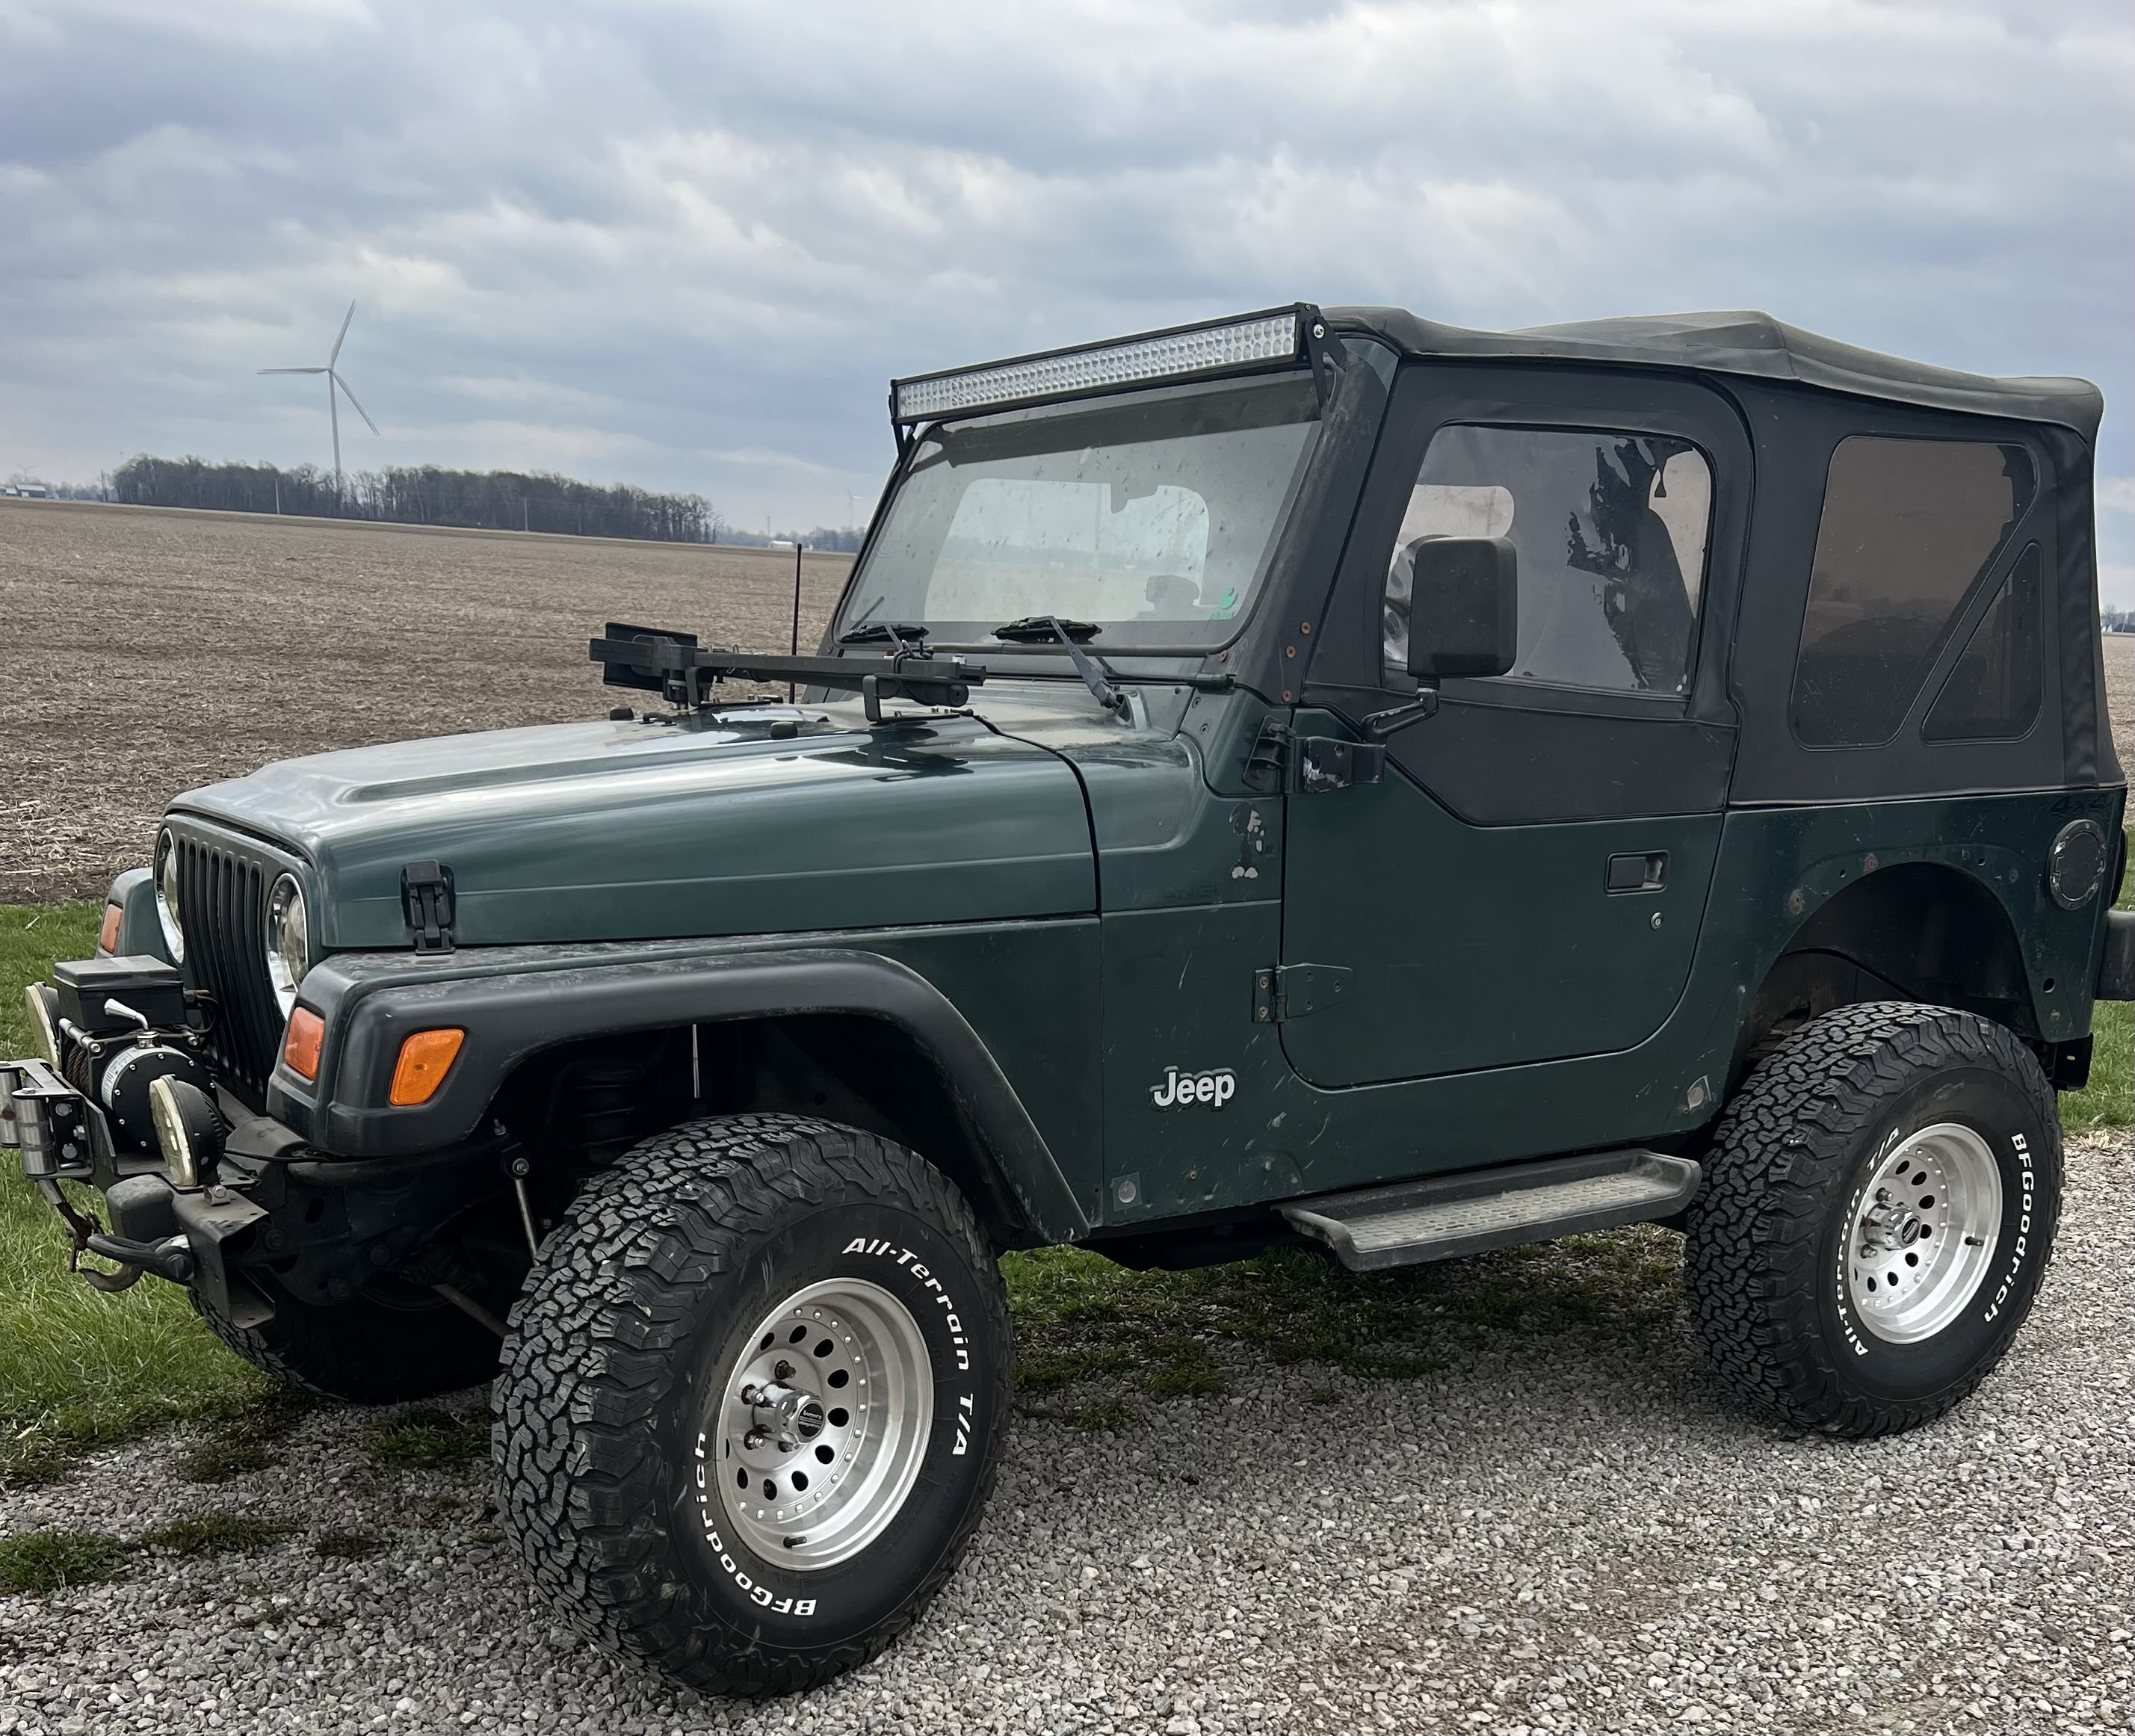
[[1331, 306, 2104, 439]]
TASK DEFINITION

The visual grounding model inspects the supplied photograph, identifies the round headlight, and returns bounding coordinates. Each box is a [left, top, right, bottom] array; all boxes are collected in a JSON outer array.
[[22, 983, 62, 1069], [265, 876, 309, 1018], [154, 830, 185, 963]]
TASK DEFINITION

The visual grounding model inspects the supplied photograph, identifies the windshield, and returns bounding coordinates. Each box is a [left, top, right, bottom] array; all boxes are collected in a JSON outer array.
[[838, 376, 1320, 649]]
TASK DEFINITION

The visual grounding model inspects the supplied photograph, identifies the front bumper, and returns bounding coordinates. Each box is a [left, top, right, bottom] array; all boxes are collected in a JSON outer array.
[[3, 1055, 277, 1323]]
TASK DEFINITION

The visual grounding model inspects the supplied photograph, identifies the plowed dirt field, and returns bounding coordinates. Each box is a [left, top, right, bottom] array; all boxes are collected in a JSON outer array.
[[2, 498, 2128, 903], [0, 498, 851, 901]]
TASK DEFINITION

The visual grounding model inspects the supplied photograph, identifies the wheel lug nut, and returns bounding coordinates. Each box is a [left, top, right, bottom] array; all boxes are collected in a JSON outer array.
[[775, 1360, 794, 1380]]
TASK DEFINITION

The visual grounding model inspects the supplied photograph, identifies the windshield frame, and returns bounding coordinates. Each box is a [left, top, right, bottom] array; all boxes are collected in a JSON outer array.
[[832, 368, 1326, 659]]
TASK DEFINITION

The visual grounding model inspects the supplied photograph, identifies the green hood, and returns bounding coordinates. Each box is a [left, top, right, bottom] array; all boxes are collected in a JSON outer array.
[[173, 708, 1096, 948]]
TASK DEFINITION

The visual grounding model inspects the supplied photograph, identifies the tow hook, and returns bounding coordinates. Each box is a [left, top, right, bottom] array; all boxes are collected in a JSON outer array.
[[83, 1231, 196, 1286], [40, 1175, 195, 1289]]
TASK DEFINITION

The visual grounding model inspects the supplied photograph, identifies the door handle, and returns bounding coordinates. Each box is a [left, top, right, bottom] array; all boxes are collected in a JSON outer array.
[[1606, 852, 1669, 893]]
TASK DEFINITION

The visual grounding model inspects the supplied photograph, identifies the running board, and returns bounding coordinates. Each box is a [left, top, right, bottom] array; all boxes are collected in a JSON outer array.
[[1278, 1149, 1702, 1272]]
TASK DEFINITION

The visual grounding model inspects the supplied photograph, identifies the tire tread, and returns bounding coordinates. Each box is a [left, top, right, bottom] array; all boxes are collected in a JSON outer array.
[[1684, 1001, 2061, 1439], [493, 1113, 1010, 1697]]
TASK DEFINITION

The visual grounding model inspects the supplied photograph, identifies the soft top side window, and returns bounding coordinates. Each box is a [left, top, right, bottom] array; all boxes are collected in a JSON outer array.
[[1383, 424, 1712, 696], [1790, 436, 2036, 748], [1922, 542, 2045, 743]]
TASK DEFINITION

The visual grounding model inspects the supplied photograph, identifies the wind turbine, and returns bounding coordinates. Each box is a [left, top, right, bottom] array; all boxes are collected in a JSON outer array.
[[259, 301, 378, 498]]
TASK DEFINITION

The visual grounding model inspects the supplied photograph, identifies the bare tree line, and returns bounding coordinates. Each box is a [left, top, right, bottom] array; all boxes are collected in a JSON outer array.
[[110, 455, 721, 543]]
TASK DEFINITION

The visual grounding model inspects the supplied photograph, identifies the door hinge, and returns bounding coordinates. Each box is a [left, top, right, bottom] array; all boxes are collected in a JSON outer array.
[[1252, 963, 1353, 1024], [401, 860, 456, 954], [1243, 720, 1382, 795], [1295, 736, 1384, 794]]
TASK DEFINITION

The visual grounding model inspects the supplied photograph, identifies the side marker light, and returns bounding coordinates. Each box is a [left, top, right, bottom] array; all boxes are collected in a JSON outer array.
[[389, 1028, 465, 1107], [283, 1008, 325, 1081]]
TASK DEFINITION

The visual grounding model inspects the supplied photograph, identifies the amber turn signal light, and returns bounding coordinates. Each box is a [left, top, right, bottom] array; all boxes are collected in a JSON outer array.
[[389, 1028, 465, 1107], [96, 903, 123, 954], [282, 1007, 324, 1081]]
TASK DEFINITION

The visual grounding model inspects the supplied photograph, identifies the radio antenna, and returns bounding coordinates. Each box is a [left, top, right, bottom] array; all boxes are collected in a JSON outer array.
[[788, 540, 804, 700]]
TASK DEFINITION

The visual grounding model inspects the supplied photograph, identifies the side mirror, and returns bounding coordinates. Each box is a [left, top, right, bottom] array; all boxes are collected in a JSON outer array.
[[1406, 536, 1518, 680]]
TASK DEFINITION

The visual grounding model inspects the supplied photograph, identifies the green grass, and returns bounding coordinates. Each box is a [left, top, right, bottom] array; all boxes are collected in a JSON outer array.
[[0, 1527, 129, 1593], [0, 1510, 294, 1596], [362, 1406, 489, 1471], [1004, 1224, 1685, 1420], [314, 1528, 387, 1560], [0, 903, 104, 1057], [1, 904, 274, 1486], [2063, 828, 2134, 1134], [171, 1389, 317, 1483], [138, 1510, 293, 1557]]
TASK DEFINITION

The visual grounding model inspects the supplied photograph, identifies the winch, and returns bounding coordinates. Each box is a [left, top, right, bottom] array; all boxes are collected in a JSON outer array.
[[48, 956, 212, 1152]]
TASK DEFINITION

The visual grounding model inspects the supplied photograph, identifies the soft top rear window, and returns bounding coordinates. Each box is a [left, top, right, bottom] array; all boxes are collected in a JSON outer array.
[[1791, 436, 2035, 747], [837, 377, 1320, 650]]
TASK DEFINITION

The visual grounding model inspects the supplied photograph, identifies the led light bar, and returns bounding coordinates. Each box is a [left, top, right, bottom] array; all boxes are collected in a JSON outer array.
[[892, 306, 1309, 424]]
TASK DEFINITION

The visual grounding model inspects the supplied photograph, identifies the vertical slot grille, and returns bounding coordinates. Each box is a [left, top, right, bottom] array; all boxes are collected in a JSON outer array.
[[176, 835, 279, 1102]]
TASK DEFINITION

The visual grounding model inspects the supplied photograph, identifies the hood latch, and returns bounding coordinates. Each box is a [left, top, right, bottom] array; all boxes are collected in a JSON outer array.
[[401, 861, 456, 954]]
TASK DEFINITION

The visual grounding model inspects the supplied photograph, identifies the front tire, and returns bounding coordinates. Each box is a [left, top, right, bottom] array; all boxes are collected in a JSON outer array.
[[1685, 1002, 2061, 1438], [495, 1114, 1012, 1697]]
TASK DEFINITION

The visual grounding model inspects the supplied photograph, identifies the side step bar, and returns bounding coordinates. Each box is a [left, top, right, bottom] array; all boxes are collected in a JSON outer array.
[[1279, 1148, 1702, 1272]]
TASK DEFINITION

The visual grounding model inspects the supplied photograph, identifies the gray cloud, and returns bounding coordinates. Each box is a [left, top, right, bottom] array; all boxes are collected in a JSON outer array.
[[1, 0, 2128, 590]]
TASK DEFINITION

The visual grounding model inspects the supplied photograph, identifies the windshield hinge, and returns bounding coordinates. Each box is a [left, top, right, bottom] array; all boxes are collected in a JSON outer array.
[[1252, 963, 1353, 1025], [401, 861, 456, 955], [1243, 720, 1291, 792]]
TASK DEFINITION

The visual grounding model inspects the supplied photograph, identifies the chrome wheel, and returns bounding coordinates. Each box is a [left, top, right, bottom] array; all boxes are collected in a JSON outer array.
[[1845, 1122, 2003, 1344], [705, 1277, 932, 1571]]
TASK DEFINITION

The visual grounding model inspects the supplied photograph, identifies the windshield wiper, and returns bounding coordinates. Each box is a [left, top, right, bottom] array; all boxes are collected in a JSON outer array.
[[993, 616, 1099, 643], [992, 616, 1129, 720], [838, 622, 930, 648]]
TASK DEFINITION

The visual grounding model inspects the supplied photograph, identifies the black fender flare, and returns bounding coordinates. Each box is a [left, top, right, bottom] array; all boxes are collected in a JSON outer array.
[[269, 947, 1090, 1242], [2099, 909, 2135, 1002]]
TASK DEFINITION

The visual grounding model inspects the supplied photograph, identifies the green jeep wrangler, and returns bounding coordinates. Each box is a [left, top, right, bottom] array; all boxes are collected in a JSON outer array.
[[7, 304, 2131, 1696]]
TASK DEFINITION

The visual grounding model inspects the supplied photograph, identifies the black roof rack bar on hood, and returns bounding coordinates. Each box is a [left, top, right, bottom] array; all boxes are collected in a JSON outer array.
[[889, 303, 1320, 430]]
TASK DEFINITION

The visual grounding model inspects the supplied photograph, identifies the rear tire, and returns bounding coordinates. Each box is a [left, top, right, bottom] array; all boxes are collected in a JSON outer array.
[[1685, 1001, 2061, 1438], [194, 1277, 504, 1403], [494, 1113, 1012, 1698]]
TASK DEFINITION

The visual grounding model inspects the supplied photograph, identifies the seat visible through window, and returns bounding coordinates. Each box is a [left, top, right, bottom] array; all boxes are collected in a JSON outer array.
[[1383, 424, 1712, 694]]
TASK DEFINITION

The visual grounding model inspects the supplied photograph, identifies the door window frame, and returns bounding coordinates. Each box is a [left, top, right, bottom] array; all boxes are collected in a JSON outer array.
[[1301, 361, 1755, 735], [1386, 421, 1719, 705]]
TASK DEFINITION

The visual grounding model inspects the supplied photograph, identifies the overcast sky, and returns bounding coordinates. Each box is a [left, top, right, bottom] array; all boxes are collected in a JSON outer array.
[[1, 0, 2129, 595]]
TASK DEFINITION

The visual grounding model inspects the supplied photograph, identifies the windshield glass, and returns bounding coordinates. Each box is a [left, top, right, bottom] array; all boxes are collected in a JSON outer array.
[[838, 376, 1320, 649]]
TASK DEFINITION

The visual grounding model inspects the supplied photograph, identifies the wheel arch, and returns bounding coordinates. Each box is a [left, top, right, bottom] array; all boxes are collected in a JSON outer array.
[[492, 1010, 1049, 1250], [277, 947, 1091, 1247], [1732, 861, 2039, 1090]]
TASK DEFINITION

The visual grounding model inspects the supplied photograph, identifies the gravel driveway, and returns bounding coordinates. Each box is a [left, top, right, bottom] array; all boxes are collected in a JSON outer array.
[[1, 1131, 2128, 1736]]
